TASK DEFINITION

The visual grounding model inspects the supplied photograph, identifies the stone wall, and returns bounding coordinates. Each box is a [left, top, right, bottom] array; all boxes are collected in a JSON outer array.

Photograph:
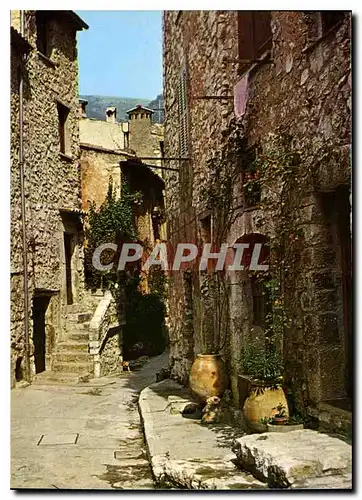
[[163, 11, 351, 409], [99, 329, 122, 377], [10, 11, 87, 386]]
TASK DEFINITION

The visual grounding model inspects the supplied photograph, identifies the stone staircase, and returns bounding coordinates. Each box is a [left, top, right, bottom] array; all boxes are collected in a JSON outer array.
[[33, 302, 97, 385]]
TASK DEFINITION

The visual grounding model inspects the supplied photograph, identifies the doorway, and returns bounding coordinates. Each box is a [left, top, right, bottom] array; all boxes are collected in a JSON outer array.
[[32, 295, 50, 374], [320, 186, 352, 401], [64, 232, 74, 305]]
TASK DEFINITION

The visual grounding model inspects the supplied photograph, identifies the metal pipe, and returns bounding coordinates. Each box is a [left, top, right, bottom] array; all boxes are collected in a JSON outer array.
[[19, 10, 31, 382]]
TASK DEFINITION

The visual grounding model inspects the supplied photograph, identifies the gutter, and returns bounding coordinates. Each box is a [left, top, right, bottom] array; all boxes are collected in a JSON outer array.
[[19, 10, 31, 381]]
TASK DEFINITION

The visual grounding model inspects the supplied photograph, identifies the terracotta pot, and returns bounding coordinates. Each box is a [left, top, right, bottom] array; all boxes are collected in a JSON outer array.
[[272, 416, 287, 425], [243, 382, 289, 432], [189, 354, 228, 402]]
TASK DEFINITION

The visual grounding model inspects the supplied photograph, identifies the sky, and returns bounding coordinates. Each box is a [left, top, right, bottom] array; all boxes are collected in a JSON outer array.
[[76, 11, 163, 100]]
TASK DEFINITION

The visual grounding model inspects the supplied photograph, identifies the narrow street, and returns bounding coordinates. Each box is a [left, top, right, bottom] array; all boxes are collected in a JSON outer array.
[[11, 352, 168, 490]]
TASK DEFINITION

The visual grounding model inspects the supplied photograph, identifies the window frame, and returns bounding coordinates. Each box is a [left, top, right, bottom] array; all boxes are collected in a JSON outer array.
[[57, 101, 71, 156], [237, 11, 272, 64], [35, 12, 51, 59]]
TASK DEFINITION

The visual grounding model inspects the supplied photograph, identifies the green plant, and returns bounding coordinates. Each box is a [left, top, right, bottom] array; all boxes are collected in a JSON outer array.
[[259, 416, 272, 425], [242, 343, 283, 381], [287, 414, 305, 425], [273, 403, 287, 418], [84, 178, 168, 359], [84, 178, 141, 291]]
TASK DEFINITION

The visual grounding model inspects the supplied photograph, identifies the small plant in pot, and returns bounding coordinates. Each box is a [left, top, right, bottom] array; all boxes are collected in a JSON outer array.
[[271, 403, 288, 425]]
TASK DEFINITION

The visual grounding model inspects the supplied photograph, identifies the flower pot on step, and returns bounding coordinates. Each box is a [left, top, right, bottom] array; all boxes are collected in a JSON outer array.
[[189, 354, 228, 403], [242, 379, 289, 432], [272, 416, 288, 425]]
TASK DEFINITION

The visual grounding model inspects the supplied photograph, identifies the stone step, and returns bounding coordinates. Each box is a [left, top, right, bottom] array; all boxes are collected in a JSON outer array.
[[68, 331, 90, 342], [32, 371, 85, 385], [232, 429, 352, 489], [65, 304, 92, 314], [53, 360, 93, 374], [53, 351, 91, 363], [56, 341, 89, 353], [67, 312, 93, 324], [66, 322, 90, 332]]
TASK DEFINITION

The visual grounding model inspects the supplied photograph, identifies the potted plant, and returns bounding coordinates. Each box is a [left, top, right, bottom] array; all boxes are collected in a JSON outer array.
[[271, 403, 288, 425], [240, 342, 289, 432], [189, 271, 229, 403], [266, 413, 304, 433]]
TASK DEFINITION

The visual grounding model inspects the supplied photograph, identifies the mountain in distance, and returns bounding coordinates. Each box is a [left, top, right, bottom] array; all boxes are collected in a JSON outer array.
[[80, 94, 164, 124]]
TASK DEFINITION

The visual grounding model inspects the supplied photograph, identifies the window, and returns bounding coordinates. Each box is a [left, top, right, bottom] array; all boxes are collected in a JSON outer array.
[[304, 11, 346, 41], [57, 102, 70, 155], [242, 147, 261, 208], [320, 11, 345, 35], [159, 140, 164, 158], [251, 278, 269, 327], [36, 12, 51, 58], [200, 214, 212, 244], [238, 11, 272, 62], [178, 66, 189, 158]]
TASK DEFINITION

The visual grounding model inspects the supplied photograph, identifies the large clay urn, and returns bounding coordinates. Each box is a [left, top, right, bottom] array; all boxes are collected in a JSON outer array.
[[189, 354, 228, 402], [243, 380, 289, 432]]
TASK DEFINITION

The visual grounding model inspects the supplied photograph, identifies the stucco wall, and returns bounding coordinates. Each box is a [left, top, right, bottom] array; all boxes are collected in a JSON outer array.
[[80, 118, 125, 151], [80, 147, 128, 211]]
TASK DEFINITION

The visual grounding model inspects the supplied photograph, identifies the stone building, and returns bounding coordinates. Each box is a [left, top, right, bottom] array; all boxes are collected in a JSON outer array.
[[10, 10, 91, 386], [163, 11, 351, 426], [79, 101, 166, 248]]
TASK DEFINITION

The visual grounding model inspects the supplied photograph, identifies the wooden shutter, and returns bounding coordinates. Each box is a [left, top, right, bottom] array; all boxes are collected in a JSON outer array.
[[238, 12, 255, 60], [253, 12, 272, 58], [178, 66, 189, 157]]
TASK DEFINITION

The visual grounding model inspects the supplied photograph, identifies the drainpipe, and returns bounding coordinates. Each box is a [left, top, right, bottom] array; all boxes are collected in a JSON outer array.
[[19, 10, 31, 382]]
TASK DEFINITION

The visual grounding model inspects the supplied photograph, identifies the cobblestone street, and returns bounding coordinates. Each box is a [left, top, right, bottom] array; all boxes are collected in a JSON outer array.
[[11, 353, 168, 490]]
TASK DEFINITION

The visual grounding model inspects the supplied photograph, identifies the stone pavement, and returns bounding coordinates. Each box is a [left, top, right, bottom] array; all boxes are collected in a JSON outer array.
[[11, 351, 168, 490], [139, 379, 353, 490], [139, 379, 267, 489]]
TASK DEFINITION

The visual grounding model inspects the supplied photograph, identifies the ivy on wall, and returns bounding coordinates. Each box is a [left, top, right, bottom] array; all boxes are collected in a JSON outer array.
[[84, 177, 168, 359]]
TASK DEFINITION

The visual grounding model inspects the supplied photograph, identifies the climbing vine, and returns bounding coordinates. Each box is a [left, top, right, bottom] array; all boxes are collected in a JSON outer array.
[[84, 177, 168, 360], [84, 177, 141, 292], [199, 119, 314, 382]]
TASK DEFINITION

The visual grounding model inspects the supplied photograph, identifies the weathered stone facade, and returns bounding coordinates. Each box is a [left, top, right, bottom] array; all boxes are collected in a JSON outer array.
[[163, 11, 351, 416], [80, 103, 165, 214], [10, 11, 88, 386]]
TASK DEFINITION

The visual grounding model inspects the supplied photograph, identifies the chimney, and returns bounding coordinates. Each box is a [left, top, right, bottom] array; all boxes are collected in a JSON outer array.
[[79, 99, 88, 118], [106, 107, 117, 123]]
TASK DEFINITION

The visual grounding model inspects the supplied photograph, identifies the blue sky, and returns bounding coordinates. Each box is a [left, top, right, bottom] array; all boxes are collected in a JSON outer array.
[[76, 11, 162, 99]]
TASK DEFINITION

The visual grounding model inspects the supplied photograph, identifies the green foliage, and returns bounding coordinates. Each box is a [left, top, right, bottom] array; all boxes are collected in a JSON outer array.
[[84, 178, 141, 291], [242, 343, 283, 381], [84, 179, 168, 359], [148, 265, 168, 300], [122, 272, 167, 359], [259, 416, 271, 425], [272, 403, 287, 418], [287, 414, 305, 425]]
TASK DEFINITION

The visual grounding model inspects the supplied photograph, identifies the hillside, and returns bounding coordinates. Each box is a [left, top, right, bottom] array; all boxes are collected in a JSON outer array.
[[80, 94, 164, 123]]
